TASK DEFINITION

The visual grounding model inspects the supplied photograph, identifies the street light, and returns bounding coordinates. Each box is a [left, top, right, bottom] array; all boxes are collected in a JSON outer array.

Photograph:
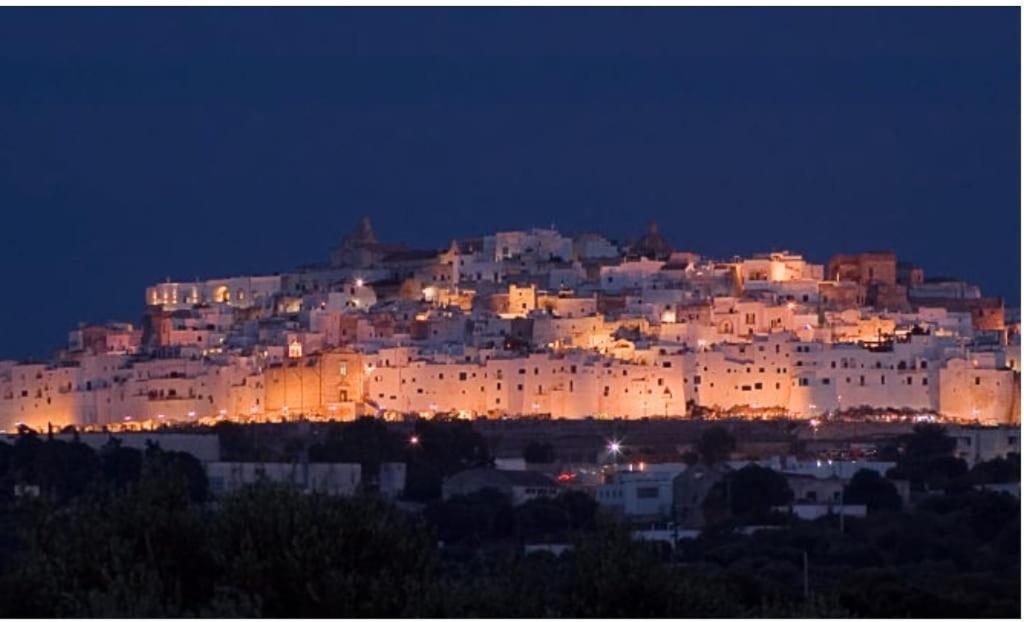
[[606, 438, 625, 473], [606, 438, 623, 462]]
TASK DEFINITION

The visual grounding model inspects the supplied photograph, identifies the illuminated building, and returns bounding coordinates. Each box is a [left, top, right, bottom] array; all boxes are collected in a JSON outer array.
[[0, 219, 1017, 430]]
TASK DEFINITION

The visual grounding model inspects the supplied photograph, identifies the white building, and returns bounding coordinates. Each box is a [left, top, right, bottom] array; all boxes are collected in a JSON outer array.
[[206, 462, 362, 496]]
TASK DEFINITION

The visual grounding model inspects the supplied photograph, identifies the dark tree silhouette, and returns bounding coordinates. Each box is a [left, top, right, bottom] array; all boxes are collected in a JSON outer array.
[[886, 424, 968, 491], [716, 464, 793, 521], [696, 426, 736, 465], [522, 441, 555, 464], [843, 468, 902, 512]]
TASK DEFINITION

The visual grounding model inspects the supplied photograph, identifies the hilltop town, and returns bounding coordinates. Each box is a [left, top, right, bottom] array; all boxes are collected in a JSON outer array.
[[2, 218, 1019, 431]]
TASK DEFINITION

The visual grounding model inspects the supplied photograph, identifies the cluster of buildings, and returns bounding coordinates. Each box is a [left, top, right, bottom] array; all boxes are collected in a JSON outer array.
[[446, 458, 892, 530], [1, 218, 1019, 431], [448, 421, 1020, 538], [24, 430, 406, 499]]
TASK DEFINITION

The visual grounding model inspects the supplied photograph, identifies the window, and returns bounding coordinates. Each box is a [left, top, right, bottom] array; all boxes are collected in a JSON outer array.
[[339, 362, 348, 377], [637, 487, 659, 499]]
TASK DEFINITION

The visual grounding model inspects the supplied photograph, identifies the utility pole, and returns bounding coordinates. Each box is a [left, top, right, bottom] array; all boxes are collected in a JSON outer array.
[[671, 499, 680, 551], [839, 484, 846, 534], [803, 550, 810, 601], [725, 472, 732, 514]]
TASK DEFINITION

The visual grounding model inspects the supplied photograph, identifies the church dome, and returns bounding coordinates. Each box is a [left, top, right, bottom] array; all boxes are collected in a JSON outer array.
[[628, 221, 673, 260]]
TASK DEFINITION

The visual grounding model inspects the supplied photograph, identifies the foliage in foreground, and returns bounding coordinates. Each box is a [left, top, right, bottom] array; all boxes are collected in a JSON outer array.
[[0, 428, 1015, 617]]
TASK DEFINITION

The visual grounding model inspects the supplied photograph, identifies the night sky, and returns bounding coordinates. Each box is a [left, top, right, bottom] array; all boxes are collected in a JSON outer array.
[[0, 8, 1019, 360]]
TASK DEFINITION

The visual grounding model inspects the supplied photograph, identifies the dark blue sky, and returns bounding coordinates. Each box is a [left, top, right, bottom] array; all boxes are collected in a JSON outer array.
[[0, 8, 1019, 360]]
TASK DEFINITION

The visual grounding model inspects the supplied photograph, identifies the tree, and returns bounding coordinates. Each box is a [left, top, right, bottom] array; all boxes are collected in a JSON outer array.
[[695, 426, 736, 465], [886, 424, 967, 491], [522, 441, 555, 464], [3, 474, 213, 616], [212, 422, 283, 462], [685, 399, 710, 420], [558, 490, 600, 532], [513, 491, 599, 541], [141, 443, 209, 504], [917, 489, 1020, 544], [423, 488, 515, 545], [210, 483, 438, 617], [964, 454, 1020, 485], [309, 417, 404, 482], [903, 423, 956, 460], [843, 468, 902, 512], [0, 441, 13, 482], [412, 419, 490, 473], [99, 439, 143, 491], [9, 435, 100, 504], [723, 465, 793, 520], [405, 420, 491, 502], [566, 522, 741, 617]]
